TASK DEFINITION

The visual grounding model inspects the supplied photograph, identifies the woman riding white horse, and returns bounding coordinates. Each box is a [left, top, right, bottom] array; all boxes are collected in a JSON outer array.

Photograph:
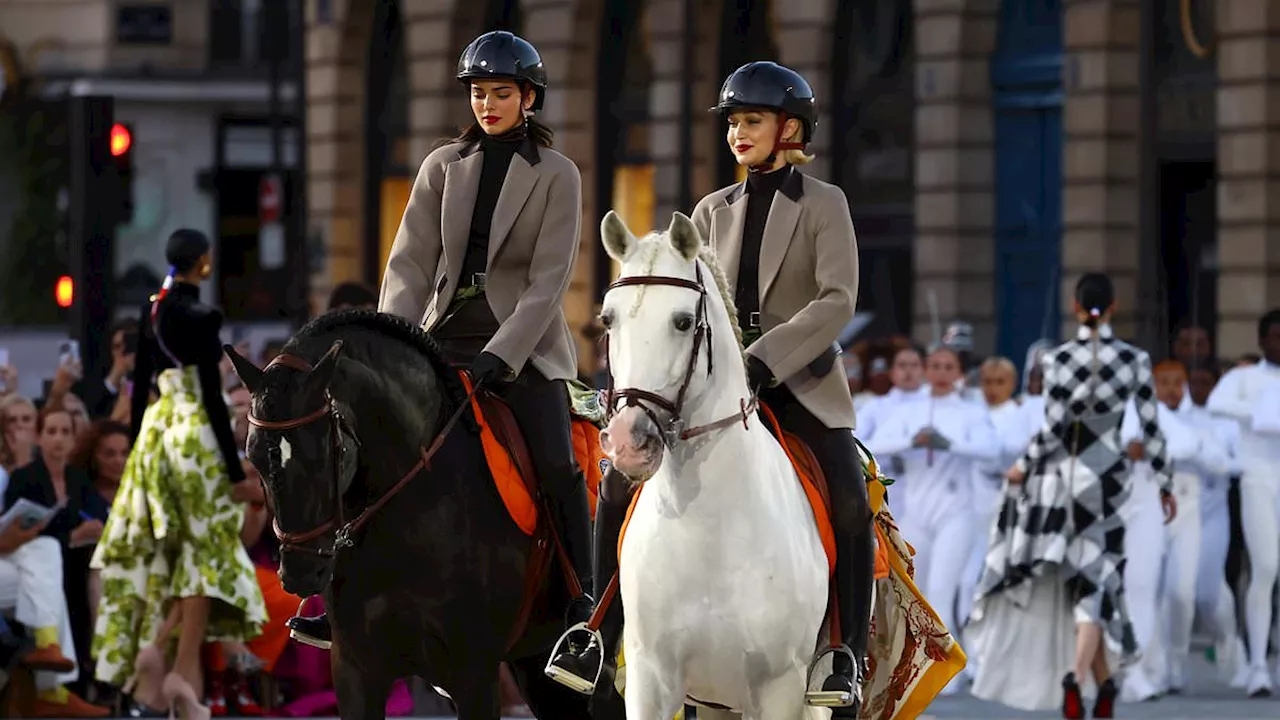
[[590, 210, 832, 719], [549, 61, 872, 718]]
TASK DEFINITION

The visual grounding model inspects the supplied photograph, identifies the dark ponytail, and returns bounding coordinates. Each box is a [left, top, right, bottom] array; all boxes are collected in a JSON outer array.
[[1075, 272, 1114, 329]]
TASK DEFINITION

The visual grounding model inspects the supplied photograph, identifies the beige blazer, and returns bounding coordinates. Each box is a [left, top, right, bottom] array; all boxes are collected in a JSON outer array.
[[378, 138, 581, 381], [691, 169, 860, 430]]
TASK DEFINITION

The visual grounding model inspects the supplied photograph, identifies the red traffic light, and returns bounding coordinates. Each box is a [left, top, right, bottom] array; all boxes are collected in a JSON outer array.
[[110, 123, 132, 157], [55, 276, 74, 308]]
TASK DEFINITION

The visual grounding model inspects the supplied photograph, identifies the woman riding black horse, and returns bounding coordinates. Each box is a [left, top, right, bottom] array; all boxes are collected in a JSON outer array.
[[286, 30, 595, 652], [547, 61, 876, 717]]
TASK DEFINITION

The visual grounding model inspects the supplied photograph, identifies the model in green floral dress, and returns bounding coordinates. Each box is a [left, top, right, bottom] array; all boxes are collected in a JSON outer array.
[[90, 231, 265, 718]]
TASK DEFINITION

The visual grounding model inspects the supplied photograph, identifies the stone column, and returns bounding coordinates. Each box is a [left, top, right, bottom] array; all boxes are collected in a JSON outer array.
[[306, 0, 367, 313], [1061, 0, 1141, 338], [913, 0, 998, 350], [774, 0, 837, 182], [1215, 0, 1280, 355], [522, 0, 603, 368], [403, 0, 457, 163]]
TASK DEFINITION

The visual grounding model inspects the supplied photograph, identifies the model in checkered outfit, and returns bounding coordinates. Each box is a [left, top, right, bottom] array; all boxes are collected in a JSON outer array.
[[965, 273, 1173, 718]]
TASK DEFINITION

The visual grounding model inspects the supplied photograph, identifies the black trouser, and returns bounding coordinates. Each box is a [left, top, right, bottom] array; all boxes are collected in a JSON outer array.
[[497, 367, 595, 596], [760, 385, 875, 664]]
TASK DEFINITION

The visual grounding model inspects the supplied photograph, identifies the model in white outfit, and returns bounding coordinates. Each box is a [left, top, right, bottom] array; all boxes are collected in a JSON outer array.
[[0, 535, 80, 691], [1205, 312, 1280, 697], [959, 358, 1037, 631], [864, 346, 999, 687], [1180, 366, 1249, 688], [855, 346, 930, 446], [1152, 363, 1233, 694]]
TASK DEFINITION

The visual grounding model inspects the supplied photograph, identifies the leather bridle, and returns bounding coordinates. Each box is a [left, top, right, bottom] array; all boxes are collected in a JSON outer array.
[[601, 263, 756, 446], [247, 351, 478, 557]]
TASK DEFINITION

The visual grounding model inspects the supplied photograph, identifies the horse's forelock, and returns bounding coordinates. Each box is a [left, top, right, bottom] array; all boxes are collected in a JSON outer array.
[[614, 229, 746, 357]]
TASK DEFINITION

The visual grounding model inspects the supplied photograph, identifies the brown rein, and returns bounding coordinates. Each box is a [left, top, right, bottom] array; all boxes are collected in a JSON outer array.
[[602, 265, 757, 444], [247, 352, 479, 556]]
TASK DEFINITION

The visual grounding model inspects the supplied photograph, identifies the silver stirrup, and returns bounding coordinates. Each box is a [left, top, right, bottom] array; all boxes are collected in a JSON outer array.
[[804, 644, 858, 708], [543, 622, 604, 695], [289, 628, 332, 651]]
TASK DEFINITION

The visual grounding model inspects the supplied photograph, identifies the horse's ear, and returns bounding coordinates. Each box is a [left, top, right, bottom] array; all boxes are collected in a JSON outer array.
[[667, 211, 701, 262], [601, 210, 636, 263], [305, 340, 345, 393], [223, 344, 263, 394]]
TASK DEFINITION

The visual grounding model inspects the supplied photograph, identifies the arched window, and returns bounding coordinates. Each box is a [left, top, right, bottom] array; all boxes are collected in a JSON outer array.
[[830, 0, 914, 337], [485, 0, 522, 31], [714, 0, 778, 188], [595, 0, 653, 294], [365, 0, 410, 285]]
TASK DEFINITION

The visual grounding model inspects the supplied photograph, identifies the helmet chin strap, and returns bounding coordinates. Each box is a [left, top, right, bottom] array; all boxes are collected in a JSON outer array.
[[748, 110, 807, 174]]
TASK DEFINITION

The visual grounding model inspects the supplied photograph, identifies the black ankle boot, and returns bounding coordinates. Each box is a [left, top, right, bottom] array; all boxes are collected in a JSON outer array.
[[286, 613, 332, 650], [1092, 676, 1118, 718], [547, 470, 629, 696]]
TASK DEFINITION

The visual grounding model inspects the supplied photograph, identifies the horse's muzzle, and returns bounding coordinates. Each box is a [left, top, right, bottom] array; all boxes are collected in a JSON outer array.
[[279, 555, 333, 598], [600, 405, 664, 479]]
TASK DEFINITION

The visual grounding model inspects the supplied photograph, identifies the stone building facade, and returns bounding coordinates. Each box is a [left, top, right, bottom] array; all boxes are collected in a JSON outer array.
[[303, 0, 1280, 373]]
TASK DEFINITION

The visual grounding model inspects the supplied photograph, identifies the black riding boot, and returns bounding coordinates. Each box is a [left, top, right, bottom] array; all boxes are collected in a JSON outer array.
[[546, 468, 629, 695], [809, 457, 875, 718], [286, 610, 332, 650], [816, 525, 876, 716], [547, 472, 597, 625]]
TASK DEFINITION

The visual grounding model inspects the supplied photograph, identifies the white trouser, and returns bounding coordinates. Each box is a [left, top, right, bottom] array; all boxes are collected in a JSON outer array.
[[1161, 473, 1201, 657], [1238, 464, 1280, 669], [899, 486, 974, 641], [1120, 472, 1165, 654], [0, 536, 78, 690], [1196, 484, 1231, 622]]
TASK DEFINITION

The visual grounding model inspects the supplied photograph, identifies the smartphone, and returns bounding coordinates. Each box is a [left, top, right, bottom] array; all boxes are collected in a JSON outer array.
[[59, 339, 80, 366], [0, 347, 9, 367]]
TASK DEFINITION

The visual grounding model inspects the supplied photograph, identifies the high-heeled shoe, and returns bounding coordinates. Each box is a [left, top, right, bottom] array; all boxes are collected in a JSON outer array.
[[1061, 672, 1084, 720], [1093, 677, 1118, 719], [162, 672, 211, 720], [123, 644, 167, 710]]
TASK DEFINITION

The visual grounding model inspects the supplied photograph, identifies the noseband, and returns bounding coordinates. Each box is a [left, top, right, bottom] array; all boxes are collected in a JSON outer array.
[[602, 264, 757, 445], [246, 354, 358, 557], [247, 352, 479, 558]]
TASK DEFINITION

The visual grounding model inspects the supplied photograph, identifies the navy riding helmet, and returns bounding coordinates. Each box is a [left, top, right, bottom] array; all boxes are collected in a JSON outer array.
[[457, 31, 548, 112]]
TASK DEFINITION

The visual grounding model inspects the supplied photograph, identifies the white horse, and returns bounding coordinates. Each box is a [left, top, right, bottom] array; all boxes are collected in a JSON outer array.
[[597, 210, 832, 720]]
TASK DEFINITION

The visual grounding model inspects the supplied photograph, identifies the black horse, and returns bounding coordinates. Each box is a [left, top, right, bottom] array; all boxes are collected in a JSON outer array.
[[224, 309, 621, 720]]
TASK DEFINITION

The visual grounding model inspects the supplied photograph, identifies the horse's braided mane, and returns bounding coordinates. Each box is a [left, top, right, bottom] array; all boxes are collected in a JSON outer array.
[[695, 243, 746, 355], [284, 308, 469, 409]]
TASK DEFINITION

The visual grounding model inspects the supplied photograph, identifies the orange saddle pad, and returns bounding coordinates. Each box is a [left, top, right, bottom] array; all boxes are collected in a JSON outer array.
[[457, 372, 603, 535]]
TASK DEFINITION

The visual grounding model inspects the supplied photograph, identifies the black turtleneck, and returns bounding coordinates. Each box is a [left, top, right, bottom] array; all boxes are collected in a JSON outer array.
[[736, 165, 792, 327], [132, 282, 245, 483], [462, 125, 526, 283]]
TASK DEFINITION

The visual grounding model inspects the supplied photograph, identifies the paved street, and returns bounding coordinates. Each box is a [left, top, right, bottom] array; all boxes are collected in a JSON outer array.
[[920, 650, 1280, 719], [187, 651, 1280, 720]]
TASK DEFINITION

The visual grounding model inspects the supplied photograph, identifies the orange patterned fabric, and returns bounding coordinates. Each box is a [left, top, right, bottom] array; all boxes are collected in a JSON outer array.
[[457, 372, 604, 534]]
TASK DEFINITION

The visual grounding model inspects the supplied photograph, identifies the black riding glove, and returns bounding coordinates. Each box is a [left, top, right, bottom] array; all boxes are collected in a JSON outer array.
[[469, 351, 513, 387], [746, 355, 775, 395]]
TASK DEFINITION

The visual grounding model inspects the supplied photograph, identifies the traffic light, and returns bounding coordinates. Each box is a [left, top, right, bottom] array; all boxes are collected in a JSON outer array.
[[109, 122, 134, 224], [55, 276, 74, 308]]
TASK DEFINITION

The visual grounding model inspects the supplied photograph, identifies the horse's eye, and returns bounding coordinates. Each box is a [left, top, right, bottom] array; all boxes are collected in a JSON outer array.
[[673, 314, 694, 332]]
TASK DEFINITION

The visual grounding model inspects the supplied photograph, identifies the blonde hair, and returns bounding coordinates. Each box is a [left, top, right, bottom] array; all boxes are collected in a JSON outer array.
[[980, 356, 1017, 378], [780, 118, 813, 166]]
